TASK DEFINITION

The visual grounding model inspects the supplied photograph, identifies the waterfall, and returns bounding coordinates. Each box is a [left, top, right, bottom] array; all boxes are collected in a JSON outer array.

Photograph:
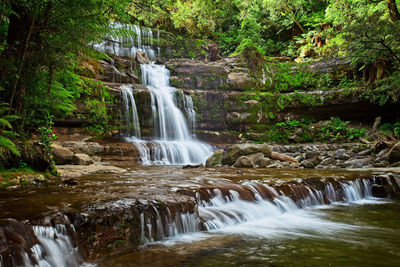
[[192, 178, 379, 233], [94, 22, 159, 60], [99, 23, 213, 165], [120, 85, 141, 138], [0, 222, 84, 267], [31, 225, 82, 267]]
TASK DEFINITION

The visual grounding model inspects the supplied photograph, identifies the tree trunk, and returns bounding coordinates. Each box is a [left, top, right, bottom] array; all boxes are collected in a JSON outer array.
[[388, 0, 400, 22], [8, 13, 35, 114]]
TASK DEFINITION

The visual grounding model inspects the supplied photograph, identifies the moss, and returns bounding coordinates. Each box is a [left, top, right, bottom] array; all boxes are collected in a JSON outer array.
[[0, 168, 52, 188]]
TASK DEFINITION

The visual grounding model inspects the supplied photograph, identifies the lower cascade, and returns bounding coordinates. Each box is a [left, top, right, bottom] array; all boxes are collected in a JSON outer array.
[[0, 177, 393, 266], [122, 63, 213, 165]]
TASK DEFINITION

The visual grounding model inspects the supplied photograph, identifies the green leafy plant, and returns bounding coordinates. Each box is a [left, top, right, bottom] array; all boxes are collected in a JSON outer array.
[[0, 102, 20, 159], [38, 116, 58, 153], [321, 117, 366, 142]]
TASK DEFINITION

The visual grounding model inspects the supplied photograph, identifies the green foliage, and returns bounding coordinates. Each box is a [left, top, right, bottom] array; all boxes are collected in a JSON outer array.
[[360, 71, 400, 105], [0, 102, 20, 159], [321, 117, 366, 142], [266, 118, 314, 143], [264, 62, 334, 92], [380, 121, 400, 138], [38, 117, 57, 153]]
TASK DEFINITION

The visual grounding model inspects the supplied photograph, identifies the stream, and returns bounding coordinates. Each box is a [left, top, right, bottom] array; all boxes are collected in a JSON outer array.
[[1, 167, 399, 266], [100, 201, 400, 267]]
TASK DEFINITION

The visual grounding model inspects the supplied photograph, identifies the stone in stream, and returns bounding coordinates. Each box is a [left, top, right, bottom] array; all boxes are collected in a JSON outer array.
[[205, 149, 224, 167], [343, 157, 373, 168], [256, 157, 272, 168], [136, 51, 149, 64], [51, 143, 74, 165], [233, 156, 254, 168], [73, 153, 93, 165], [222, 143, 272, 166]]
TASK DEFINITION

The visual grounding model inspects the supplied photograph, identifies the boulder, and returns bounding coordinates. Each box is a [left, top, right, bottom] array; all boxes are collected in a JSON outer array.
[[51, 144, 74, 165], [334, 149, 350, 160], [388, 142, 400, 164], [256, 157, 272, 168], [343, 157, 373, 168], [248, 153, 264, 164], [59, 141, 104, 155], [222, 145, 243, 166], [260, 143, 272, 157], [205, 150, 224, 167], [300, 158, 319, 168], [233, 156, 254, 168], [222, 143, 272, 166], [228, 72, 252, 91], [319, 157, 336, 166], [72, 153, 93, 165], [136, 51, 149, 64]]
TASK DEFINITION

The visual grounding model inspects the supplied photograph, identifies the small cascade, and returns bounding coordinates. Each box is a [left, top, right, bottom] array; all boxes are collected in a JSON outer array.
[[94, 22, 160, 60], [189, 178, 379, 232], [120, 85, 141, 138], [31, 225, 82, 267], [0, 220, 83, 267], [138, 204, 200, 244], [184, 94, 196, 135]]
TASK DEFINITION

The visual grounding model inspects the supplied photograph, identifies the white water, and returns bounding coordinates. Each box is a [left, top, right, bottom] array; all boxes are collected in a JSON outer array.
[[29, 225, 82, 267], [94, 22, 158, 60], [97, 23, 213, 165], [156, 178, 382, 245], [120, 85, 141, 138]]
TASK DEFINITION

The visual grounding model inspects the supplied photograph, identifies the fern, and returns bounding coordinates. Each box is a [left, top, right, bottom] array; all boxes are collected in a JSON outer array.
[[0, 101, 20, 158]]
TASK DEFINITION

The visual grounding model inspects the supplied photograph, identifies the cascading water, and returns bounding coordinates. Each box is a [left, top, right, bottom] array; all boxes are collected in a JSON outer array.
[[94, 22, 158, 60], [120, 84, 141, 138], [97, 23, 213, 165], [131, 63, 212, 165], [134, 178, 381, 246]]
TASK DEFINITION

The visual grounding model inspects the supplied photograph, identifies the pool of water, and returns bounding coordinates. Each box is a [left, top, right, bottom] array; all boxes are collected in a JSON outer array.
[[99, 201, 400, 266]]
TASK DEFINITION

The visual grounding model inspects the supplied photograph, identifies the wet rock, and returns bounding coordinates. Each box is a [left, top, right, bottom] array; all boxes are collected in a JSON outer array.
[[300, 158, 319, 168], [62, 177, 78, 186], [73, 153, 93, 165], [358, 149, 372, 156], [57, 164, 126, 178], [248, 153, 264, 164], [233, 156, 254, 168], [267, 162, 284, 168], [51, 143, 74, 165], [388, 142, 400, 164], [228, 72, 252, 91], [319, 157, 337, 166], [59, 141, 104, 155], [306, 151, 320, 160], [375, 148, 389, 163], [0, 219, 38, 266], [182, 164, 203, 169], [222, 143, 271, 166], [136, 51, 149, 64], [19, 174, 47, 184], [334, 149, 350, 160], [343, 157, 373, 168], [371, 185, 388, 198], [256, 158, 272, 168], [260, 143, 272, 157]]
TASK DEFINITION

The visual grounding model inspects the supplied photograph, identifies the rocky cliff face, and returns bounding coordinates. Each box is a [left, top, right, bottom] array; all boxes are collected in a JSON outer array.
[[73, 53, 400, 143]]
